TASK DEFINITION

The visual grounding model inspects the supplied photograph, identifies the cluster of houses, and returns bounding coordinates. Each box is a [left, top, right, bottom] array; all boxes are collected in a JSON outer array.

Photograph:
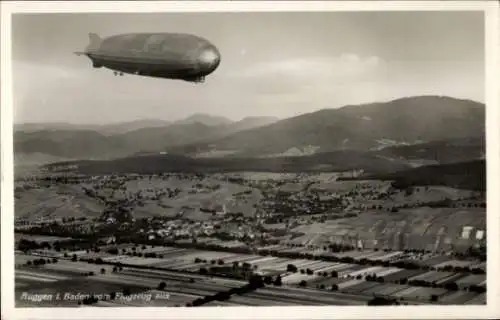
[[134, 216, 260, 242]]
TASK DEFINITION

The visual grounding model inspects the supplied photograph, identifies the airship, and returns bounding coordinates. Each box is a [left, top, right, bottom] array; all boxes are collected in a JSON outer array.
[[75, 32, 221, 83]]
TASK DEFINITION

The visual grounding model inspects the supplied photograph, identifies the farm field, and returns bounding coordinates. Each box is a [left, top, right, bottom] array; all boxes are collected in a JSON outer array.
[[94, 245, 485, 280], [394, 286, 449, 300], [14, 241, 486, 307], [289, 206, 485, 251], [14, 185, 105, 220], [99, 247, 353, 281], [13, 157, 488, 309], [14, 259, 246, 307], [122, 176, 263, 219], [16, 269, 70, 287], [15, 175, 264, 221], [15, 262, 372, 307], [464, 293, 486, 305], [439, 291, 482, 304], [15, 253, 43, 266], [14, 234, 72, 243], [15, 244, 485, 277], [455, 274, 486, 288], [20, 244, 483, 294], [246, 286, 371, 306]]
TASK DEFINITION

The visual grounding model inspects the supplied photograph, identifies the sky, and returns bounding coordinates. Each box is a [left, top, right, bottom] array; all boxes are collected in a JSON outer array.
[[12, 11, 485, 124]]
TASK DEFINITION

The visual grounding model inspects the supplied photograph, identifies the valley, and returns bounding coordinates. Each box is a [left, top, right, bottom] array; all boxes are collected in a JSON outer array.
[[13, 95, 487, 307]]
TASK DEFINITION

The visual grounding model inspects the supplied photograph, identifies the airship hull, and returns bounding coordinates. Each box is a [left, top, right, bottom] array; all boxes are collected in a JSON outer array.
[[77, 33, 221, 82]]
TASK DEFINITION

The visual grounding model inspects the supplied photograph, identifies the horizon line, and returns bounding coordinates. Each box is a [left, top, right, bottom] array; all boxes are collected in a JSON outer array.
[[13, 94, 484, 126]]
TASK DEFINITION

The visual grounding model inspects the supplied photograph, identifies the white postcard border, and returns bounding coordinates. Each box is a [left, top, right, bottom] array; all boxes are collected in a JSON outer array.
[[1, 1, 499, 319]]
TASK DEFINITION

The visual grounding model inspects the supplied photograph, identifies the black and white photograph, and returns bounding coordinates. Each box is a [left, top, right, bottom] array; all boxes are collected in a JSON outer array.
[[1, 1, 499, 319]]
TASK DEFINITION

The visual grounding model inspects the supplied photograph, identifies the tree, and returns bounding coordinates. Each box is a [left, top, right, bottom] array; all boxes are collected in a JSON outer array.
[[469, 285, 486, 294], [298, 280, 307, 287], [367, 297, 396, 306], [331, 284, 339, 291], [331, 271, 338, 278], [199, 267, 208, 275], [215, 291, 230, 301], [100, 268, 106, 275], [107, 248, 119, 255], [430, 295, 439, 302], [158, 282, 167, 290], [445, 282, 458, 291], [263, 276, 273, 285], [249, 274, 264, 289], [273, 275, 282, 286], [71, 254, 77, 262], [286, 264, 298, 273]]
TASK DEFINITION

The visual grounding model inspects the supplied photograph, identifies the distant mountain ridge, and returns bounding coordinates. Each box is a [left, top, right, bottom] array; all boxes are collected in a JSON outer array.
[[172, 113, 233, 126], [14, 96, 484, 164], [168, 96, 485, 157], [14, 114, 280, 162], [14, 119, 171, 136]]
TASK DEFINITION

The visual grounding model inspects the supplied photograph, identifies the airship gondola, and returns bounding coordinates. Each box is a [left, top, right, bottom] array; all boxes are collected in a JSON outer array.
[[75, 33, 221, 83]]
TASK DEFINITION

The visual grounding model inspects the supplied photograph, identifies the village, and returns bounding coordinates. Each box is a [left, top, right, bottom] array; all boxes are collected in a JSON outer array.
[[13, 170, 486, 307]]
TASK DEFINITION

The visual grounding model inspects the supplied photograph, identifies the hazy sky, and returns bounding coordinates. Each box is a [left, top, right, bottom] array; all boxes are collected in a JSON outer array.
[[12, 11, 484, 124]]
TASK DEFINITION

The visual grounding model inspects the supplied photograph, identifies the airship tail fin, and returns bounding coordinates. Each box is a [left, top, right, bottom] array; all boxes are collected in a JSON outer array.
[[85, 33, 103, 52]]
